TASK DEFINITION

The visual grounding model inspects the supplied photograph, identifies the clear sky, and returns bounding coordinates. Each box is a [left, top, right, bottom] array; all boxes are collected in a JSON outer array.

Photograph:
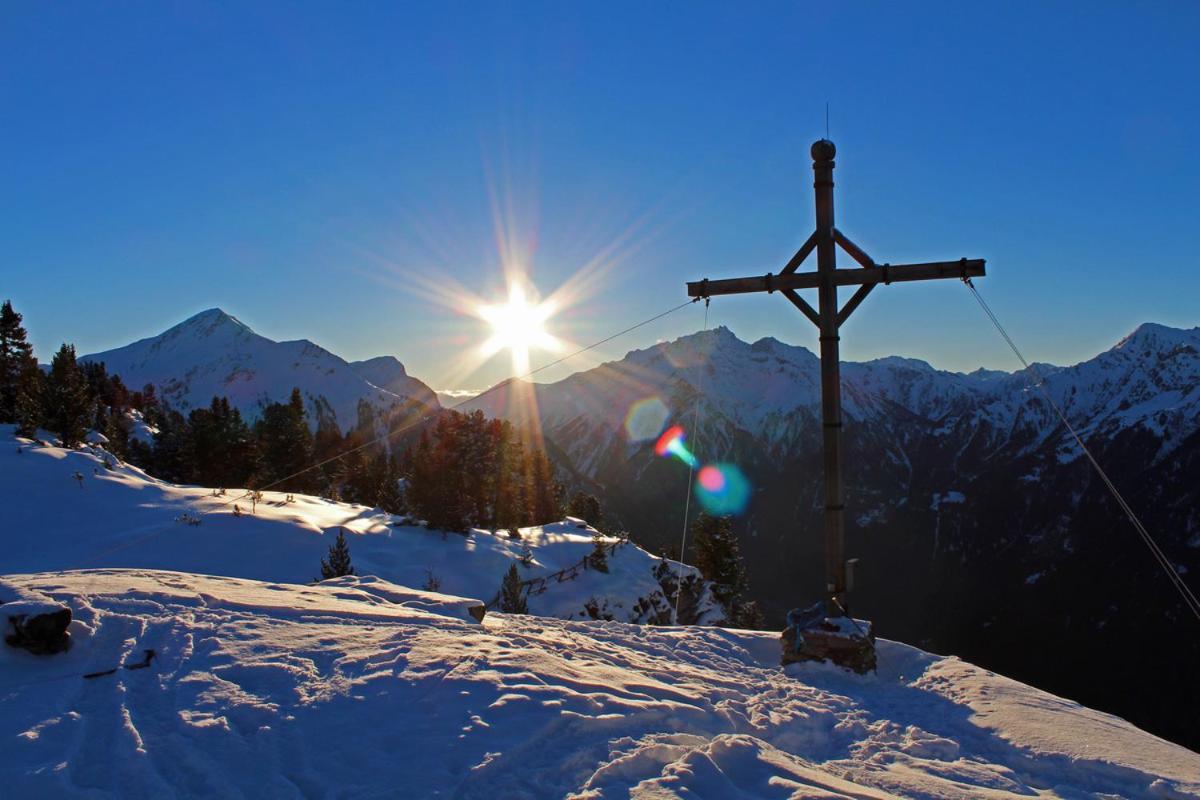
[[3, 2, 1198, 392]]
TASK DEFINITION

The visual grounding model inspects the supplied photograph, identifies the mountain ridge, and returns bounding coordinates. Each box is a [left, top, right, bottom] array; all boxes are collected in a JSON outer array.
[[81, 307, 440, 430]]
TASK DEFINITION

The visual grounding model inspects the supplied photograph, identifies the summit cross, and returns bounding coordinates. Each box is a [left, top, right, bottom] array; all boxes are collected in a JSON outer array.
[[686, 139, 986, 619]]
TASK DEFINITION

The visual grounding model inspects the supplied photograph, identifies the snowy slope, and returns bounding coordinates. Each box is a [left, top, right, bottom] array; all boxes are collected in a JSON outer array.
[[1, 426, 710, 625], [81, 308, 440, 429], [2, 568, 1198, 799]]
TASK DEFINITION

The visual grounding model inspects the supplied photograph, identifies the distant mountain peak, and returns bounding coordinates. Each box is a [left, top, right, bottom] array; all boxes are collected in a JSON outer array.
[[167, 307, 254, 340], [352, 355, 408, 377], [81, 309, 438, 424], [1116, 321, 1200, 353]]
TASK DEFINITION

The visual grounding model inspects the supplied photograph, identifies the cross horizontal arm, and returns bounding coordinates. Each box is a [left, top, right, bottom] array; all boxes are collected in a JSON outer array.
[[687, 258, 985, 298]]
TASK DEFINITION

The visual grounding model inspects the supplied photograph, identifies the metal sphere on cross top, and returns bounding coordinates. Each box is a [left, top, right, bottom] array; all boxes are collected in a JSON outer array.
[[810, 138, 836, 162]]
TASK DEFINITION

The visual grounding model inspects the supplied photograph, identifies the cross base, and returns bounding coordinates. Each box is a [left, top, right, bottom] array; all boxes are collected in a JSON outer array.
[[780, 603, 876, 674]]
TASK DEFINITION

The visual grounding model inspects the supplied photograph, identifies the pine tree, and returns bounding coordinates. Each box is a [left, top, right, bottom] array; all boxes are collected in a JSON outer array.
[[312, 414, 344, 493], [254, 388, 314, 493], [406, 413, 470, 531], [373, 454, 405, 514], [0, 300, 36, 423], [186, 397, 256, 487], [567, 492, 602, 527], [136, 383, 162, 425], [44, 344, 91, 447], [589, 531, 609, 573], [152, 409, 192, 483], [499, 563, 527, 614], [526, 450, 562, 524], [492, 420, 527, 534], [692, 512, 749, 615], [14, 359, 44, 437], [730, 599, 766, 630], [319, 528, 355, 580], [402, 411, 563, 533]]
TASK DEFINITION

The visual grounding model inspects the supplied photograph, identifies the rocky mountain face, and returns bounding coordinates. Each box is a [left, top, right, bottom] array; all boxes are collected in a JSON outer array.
[[466, 322, 1200, 750], [82, 309, 440, 430]]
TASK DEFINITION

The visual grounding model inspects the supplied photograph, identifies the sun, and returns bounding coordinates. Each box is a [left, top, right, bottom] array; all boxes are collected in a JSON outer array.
[[478, 282, 561, 374]]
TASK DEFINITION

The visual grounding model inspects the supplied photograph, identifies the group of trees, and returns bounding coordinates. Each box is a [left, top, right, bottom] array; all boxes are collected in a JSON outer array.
[[146, 389, 408, 512], [406, 409, 564, 532], [0, 300, 143, 449]]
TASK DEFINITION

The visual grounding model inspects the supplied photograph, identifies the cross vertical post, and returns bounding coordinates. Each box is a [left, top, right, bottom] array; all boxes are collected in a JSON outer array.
[[812, 140, 846, 616], [684, 138, 985, 669]]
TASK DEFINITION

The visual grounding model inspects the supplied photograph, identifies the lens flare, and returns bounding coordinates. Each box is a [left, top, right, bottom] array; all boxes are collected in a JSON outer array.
[[697, 465, 726, 492], [654, 424, 698, 468], [695, 463, 751, 515], [624, 397, 670, 442]]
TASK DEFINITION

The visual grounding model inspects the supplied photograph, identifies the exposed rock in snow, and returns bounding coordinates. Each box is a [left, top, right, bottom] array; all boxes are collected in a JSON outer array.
[[0, 580, 72, 654]]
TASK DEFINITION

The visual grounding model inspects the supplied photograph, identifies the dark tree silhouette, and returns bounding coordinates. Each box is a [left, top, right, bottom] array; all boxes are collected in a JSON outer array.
[[0, 300, 36, 424], [319, 529, 355, 580], [499, 563, 527, 614], [567, 491, 603, 527], [45, 344, 91, 447]]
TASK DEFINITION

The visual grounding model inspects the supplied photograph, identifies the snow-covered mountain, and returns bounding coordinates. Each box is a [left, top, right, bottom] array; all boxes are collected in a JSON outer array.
[[463, 321, 1200, 751], [82, 308, 440, 429], [466, 322, 1200, 470]]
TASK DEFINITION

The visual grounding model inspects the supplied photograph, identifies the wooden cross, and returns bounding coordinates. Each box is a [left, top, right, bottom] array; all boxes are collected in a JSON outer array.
[[687, 139, 985, 618]]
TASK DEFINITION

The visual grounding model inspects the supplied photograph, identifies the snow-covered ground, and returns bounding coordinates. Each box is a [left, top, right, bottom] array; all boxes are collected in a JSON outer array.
[[5, 426, 1200, 797], [3, 568, 1198, 798], [1, 426, 710, 624]]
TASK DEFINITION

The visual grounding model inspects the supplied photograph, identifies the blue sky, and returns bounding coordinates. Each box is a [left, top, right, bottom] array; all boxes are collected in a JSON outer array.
[[3, 2, 1198, 391]]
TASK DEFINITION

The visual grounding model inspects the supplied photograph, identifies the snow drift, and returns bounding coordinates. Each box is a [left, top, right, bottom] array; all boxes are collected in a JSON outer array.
[[1, 569, 1197, 798]]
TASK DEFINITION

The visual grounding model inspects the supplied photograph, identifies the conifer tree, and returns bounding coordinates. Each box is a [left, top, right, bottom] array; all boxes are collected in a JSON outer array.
[[152, 409, 192, 483], [692, 512, 749, 615], [589, 531, 609, 573], [44, 344, 91, 447], [312, 414, 345, 493], [319, 528, 355, 580], [567, 492, 603, 527], [403, 410, 561, 533], [0, 300, 36, 423], [136, 383, 162, 425], [186, 397, 256, 487], [14, 359, 44, 437], [526, 450, 562, 524], [499, 563, 527, 614], [254, 388, 314, 493], [373, 454, 405, 514], [730, 598, 766, 630], [493, 420, 527, 534]]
